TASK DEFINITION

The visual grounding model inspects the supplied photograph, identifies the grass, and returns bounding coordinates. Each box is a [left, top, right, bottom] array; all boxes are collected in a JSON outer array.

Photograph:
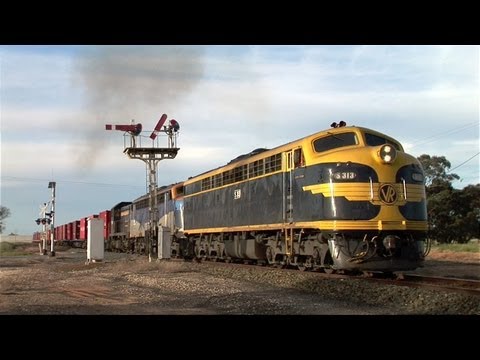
[[432, 242, 480, 253], [0, 241, 33, 256]]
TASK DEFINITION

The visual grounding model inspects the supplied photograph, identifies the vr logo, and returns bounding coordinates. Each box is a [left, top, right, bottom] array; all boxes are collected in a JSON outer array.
[[379, 184, 397, 204]]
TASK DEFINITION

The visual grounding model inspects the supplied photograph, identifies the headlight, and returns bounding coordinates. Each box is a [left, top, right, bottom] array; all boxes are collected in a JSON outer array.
[[379, 144, 397, 164], [412, 172, 424, 182]]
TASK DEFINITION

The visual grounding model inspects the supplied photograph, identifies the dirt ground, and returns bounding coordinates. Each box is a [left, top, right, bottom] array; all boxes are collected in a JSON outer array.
[[0, 244, 478, 315], [412, 249, 479, 280]]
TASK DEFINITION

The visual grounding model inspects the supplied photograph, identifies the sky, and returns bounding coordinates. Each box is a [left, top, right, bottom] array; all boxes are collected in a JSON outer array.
[[1, 45, 479, 235]]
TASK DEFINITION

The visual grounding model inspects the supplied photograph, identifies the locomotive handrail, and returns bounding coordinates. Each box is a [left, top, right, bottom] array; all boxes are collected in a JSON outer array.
[[328, 169, 336, 217], [401, 177, 407, 200], [369, 177, 374, 200]]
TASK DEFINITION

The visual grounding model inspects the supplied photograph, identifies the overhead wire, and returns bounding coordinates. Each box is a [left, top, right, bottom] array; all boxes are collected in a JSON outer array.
[[448, 152, 480, 173], [408, 121, 478, 149], [403, 121, 479, 183], [1, 175, 144, 188]]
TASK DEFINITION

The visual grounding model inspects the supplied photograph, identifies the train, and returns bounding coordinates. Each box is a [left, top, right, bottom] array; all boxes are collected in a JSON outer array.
[[37, 122, 429, 274]]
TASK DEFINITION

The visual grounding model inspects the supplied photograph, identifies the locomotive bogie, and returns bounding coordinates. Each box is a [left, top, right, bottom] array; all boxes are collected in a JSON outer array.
[[224, 234, 266, 260]]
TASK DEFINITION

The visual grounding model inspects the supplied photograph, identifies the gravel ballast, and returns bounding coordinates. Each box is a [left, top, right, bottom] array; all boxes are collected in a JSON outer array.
[[0, 248, 478, 315]]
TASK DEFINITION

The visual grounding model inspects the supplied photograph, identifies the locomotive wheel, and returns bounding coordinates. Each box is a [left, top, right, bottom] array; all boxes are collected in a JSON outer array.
[[297, 264, 307, 271], [312, 248, 321, 265], [297, 257, 312, 271], [323, 267, 336, 274], [265, 246, 275, 265], [382, 271, 395, 279], [194, 257, 203, 263]]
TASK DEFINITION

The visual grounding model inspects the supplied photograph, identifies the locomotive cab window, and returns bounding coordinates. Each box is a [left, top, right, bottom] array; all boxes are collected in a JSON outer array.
[[313, 132, 358, 153], [364, 133, 401, 151], [173, 185, 184, 197], [293, 148, 304, 167]]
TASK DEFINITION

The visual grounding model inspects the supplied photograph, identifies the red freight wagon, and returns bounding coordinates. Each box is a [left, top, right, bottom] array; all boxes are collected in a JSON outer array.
[[98, 210, 111, 240], [71, 220, 80, 240], [66, 223, 73, 241], [61, 224, 67, 241], [80, 214, 99, 241], [79, 217, 90, 241]]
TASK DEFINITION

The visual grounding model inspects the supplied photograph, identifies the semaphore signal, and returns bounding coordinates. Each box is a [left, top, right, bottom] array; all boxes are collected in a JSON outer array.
[[106, 113, 180, 262]]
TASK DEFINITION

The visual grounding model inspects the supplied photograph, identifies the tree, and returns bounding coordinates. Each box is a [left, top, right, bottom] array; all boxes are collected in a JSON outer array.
[[425, 186, 454, 242], [0, 206, 11, 234], [417, 155, 479, 243], [417, 154, 459, 194], [450, 184, 480, 242]]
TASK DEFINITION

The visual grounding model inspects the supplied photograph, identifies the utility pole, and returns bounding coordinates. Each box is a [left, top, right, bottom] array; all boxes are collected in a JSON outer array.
[[48, 181, 56, 256], [106, 114, 180, 262]]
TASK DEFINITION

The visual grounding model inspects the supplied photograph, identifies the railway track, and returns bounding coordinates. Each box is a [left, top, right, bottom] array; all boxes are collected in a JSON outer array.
[[391, 274, 480, 297], [173, 258, 480, 297]]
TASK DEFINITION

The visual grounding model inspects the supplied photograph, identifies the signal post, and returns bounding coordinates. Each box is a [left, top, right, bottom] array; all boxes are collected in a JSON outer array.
[[106, 114, 180, 262], [35, 181, 56, 256], [48, 181, 56, 256]]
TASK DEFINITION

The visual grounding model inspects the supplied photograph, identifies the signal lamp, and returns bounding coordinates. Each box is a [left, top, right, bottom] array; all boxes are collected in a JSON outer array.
[[170, 119, 180, 132]]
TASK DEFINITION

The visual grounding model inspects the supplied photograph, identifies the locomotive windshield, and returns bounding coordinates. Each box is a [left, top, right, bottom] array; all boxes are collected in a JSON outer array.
[[364, 133, 401, 150], [313, 132, 358, 153]]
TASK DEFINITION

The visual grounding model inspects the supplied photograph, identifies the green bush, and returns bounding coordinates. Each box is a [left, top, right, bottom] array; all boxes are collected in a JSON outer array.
[[432, 242, 480, 253], [0, 242, 31, 256]]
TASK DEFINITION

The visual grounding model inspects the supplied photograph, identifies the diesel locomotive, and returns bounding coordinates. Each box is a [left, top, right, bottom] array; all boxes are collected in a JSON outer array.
[[106, 122, 428, 274]]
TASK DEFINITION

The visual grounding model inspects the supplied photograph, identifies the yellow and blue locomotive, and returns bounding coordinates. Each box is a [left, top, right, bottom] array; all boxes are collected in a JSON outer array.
[[181, 122, 428, 273]]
